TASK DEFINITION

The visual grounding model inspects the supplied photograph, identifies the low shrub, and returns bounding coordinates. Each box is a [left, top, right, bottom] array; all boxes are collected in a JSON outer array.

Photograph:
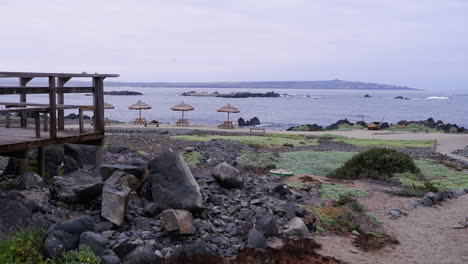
[[328, 148, 420, 180], [237, 151, 277, 172], [0, 228, 46, 264], [183, 151, 204, 167], [58, 246, 100, 264]]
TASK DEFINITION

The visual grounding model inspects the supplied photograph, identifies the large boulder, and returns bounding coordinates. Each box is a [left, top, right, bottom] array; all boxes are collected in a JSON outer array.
[[105, 170, 141, 192], [255, 213, 279, 237], [64, 143, 98, 167], [212, 162, 243, 188], [57, 215, 96, 235], [50, 169, 104, 204], [246, 228, 267, 249], [238, 118, 246, 127], [102, 249, 122, 264], [160, 209, 196, 235], [101, 185, 131, 226], [11, 172, 45, 190], [123, 246, 155, 264], [283, 217, 309, 238], [148, 150, 203, 211], [79, 231, 109, 257], [250, 117, 260, 126], [100, 163, 147, 181], [43, 230, 79, 259], [0, 199, 32, 230], [44, 146, 64, 177]]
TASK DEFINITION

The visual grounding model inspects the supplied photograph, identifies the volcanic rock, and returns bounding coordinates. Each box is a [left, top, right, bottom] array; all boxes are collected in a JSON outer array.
[[212, 162, 244, 188], [102, 185, 132, 226], [79, 231, 110, 257], [160, 209, 196, 235], [50, 169, 104, 204], [283, 217, 309, 238], [43, 230, 79, 259]]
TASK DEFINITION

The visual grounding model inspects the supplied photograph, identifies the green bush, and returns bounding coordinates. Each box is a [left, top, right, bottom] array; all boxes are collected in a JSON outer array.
[[328, 148, 420, 180], [0, 228, 46, 264], [57, 246, 100, 264], [183, 151, 203, 167], [237, 151, 278, 171]]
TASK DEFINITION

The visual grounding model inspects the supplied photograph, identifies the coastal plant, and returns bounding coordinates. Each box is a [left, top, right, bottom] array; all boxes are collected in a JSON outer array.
[[183, 151, 204, 167], [0, 227, 46, 264], [276, 150, 355, 175], [415, 159, 468, 190], [237, 151, 277, 171], [328, 148, 420, 180], [318, 184, 369, 201], [388, 124, 440, 133], [57, 246, 100, 264], [322, 134, 436, 148]]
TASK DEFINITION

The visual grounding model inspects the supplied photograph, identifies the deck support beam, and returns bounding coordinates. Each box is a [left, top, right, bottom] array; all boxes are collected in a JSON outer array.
[[93, 77, 105, 133], [37, 147, 45, 177], [19, 77, 33, 128], [48, 77, 57, 139], [57, 77, 71, 130]]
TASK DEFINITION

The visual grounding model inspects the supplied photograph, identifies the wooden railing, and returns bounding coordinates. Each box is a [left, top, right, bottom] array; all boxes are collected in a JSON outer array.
[[0, 71, 119, 139]]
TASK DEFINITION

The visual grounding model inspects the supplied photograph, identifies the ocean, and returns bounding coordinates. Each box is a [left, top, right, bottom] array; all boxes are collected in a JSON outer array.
[[2, 87, 467, 130]]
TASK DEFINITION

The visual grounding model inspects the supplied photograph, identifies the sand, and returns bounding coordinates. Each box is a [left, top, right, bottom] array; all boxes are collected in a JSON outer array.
[[315, 185, 468, 264]]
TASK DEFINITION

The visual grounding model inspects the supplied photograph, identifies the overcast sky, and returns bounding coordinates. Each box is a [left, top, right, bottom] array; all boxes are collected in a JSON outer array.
[[1, 0, 467, 90]]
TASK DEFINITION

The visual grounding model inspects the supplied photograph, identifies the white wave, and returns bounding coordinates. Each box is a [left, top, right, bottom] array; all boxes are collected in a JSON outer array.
[[425, 96, 450, 100]]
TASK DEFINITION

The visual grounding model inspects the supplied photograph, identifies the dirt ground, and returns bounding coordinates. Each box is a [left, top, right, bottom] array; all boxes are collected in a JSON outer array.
[[316, 186, 468, 264]]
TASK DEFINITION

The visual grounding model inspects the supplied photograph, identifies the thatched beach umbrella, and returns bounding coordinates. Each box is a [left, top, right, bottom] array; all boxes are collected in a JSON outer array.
[[217, 104, 240, 122], [171, 101, 194, 120], [128, 100, 152, 119], [104, 102, 115, 109], [81, 102, 115, 111]]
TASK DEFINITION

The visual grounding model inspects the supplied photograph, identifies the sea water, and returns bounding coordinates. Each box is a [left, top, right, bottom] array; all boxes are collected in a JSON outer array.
[[2, 87, 467, 130]]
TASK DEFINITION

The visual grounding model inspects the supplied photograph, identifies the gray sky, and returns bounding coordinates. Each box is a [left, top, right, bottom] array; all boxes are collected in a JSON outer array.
[[1, 0, 467, 90]]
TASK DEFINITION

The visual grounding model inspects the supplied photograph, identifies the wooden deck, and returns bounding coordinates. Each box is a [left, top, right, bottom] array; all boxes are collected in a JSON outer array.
[[0, 126, 103, 153]]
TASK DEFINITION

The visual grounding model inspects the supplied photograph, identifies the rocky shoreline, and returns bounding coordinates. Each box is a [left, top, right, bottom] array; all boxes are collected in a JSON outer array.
[[180, 91, 280, 98]]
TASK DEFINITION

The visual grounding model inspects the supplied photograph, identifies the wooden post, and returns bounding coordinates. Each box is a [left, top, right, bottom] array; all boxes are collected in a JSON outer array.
[[93, 77, 105, 133], [43, 113, 49, 131], [48, 76, 57, 138], [79, 108, 84, 134], [5, 111, 10, 128], [19, 77, 32, 128], [37, 147, 45, 177], [35, 112, 41, 137], [57, 77, 71, 130], [18, 149, 29, 176]]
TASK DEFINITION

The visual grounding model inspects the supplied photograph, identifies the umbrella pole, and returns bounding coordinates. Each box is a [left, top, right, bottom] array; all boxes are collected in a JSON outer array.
[[182, 111, 184, 119], [139, 109, 141, 119], [227, 112, 230, 122]]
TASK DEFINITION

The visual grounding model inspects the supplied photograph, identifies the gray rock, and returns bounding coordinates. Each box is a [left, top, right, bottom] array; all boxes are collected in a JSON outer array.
[[421, 192, 435, 207], [44, 146, 64, 177], [79, 231, 109, 257], [50, 169, 104, 204], [148, 150, 203, 211], [212, 162, 244, 188], [143, 202, 159, 217], [64, 143, 98, 167], [255, 213, 279, 237], [160, 209, 196, 235], [246, 228, 266, 249], [12, 172, 45, 190], [101, 185, 132, 226], [102, 249, 121, 264], [0, 199, 33, 233], [43, 230, 79, 259], [57, 215, 95, 235], [105, 171, 141, 192], [112, 240, 142, 260], [63, 155, 80, 174], [283, 217, 309, 238], [100, 164, 147, 181], [123, 246, 155, 264]]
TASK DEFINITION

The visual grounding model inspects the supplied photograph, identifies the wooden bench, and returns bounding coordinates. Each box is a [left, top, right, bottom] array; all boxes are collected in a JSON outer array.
[[218, 121, 234, 129], [250, 127, 265, 133], [176, 119, 190, 126], [144, 121, 159, 127]]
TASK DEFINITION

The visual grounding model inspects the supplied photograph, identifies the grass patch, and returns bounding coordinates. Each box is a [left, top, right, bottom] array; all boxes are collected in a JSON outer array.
[[415, 159, 468, 191], [277, 151, 355, 175], [318, 184, 369, 201], [58, 246, 101, 264], [323, 134, 436, 148], [172, 134, 318, 148], [332, 124, 364, 131], [183, 151, 204, 167], [388, 124, 440, 133], [329, 148, 420, 180], [237, 151, 278, 171]]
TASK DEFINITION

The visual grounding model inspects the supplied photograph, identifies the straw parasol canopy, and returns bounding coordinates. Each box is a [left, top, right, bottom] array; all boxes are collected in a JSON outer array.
[[104, 102, 115, 109], [128, 100, 152, 118], [217, 104, 240, 121], [81, 102, 115, 111], [171, 101, 194, 119]]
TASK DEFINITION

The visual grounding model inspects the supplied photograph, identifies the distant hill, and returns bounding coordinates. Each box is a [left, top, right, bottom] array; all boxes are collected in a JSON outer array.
[[0, 78, 417, 90], [105, 79, 417, 90]]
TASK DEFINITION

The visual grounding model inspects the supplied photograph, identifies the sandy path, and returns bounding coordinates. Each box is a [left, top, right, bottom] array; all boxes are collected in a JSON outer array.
[[316, 194, 468, 264]]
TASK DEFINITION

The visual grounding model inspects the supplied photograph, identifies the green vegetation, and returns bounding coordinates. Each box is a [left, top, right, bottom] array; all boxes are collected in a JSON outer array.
[[329, 148, 420, 180], [0, 181, 9, 189], [414, 159, 468, 191], [237, 151, 278, 171], [58, 247, 100, 264], [183, 151, 204, 167], [333, 124, 364, 131], [323, 134, 436, 148], [276, 151, 355, 175], [0, 228, 45, 264], [318, 184, 369, 201], [289, 125, 312, 131], [0, 228, 100, 264], [388, 124, 440, 133], [172, 134, 318, 148]]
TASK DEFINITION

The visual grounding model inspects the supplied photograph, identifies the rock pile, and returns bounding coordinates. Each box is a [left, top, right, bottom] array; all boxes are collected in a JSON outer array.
[[192, 138, 253, 166]]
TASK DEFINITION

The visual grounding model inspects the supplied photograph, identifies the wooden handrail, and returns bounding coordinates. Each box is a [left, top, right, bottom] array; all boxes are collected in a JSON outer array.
[[0, 86, 94, 94], [0, 71, 119, 78]]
